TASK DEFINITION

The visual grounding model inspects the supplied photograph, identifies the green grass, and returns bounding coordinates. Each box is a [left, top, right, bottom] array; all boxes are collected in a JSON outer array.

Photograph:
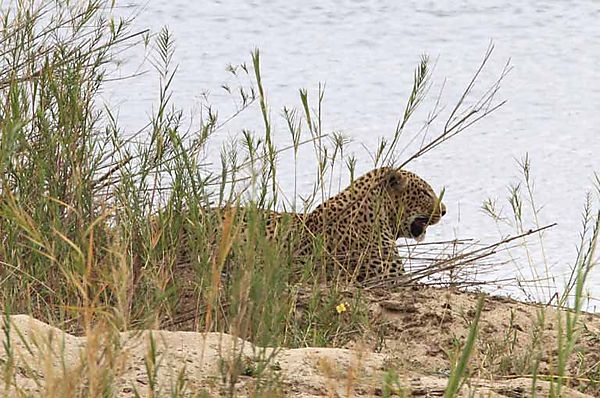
[[0, 1, 598, 397]]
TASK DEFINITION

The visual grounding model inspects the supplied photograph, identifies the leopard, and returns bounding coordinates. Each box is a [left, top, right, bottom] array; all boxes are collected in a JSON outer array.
[[215, 166, 446, 282]]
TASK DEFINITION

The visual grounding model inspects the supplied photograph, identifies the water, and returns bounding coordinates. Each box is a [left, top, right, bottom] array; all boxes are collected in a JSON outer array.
[[106, 1, 600, 302]]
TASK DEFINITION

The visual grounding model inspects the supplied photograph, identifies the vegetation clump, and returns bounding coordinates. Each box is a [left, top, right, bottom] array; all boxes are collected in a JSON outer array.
[[0, 1, 598, 397]]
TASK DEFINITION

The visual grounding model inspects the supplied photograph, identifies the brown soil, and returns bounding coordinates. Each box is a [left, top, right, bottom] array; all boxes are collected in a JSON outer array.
[[1, 285, 599, 397]]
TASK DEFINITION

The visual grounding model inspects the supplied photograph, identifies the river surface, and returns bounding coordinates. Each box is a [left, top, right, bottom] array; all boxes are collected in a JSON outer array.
[[106, 1, 600, 304]]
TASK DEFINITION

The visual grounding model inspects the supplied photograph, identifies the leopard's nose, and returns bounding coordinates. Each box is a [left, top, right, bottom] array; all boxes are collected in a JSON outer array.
[[440, 203, 447, 217]]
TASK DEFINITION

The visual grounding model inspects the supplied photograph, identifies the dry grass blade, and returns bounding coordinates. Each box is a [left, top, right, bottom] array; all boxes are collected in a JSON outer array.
[[399, 43, 511, 169]]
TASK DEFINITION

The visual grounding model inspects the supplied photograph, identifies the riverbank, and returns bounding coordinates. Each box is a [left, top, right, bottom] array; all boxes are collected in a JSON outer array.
[[2, 285, 599, 397]]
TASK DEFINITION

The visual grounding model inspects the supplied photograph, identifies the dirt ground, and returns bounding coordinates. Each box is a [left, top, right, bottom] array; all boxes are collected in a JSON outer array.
[[1, 285, 599, 397]]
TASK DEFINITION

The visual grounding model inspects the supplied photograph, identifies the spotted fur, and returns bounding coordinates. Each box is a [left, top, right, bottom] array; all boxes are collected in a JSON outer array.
[[222, 167, 446, 282]]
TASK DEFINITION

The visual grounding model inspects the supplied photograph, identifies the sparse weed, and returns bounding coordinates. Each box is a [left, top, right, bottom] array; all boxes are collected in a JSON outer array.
[[380, 368, 407, 398]]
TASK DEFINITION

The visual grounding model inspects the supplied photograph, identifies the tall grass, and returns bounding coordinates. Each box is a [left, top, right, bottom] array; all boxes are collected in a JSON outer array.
[[444, 296, 485, 398], [0, 0, 139, 327], [0, 0, 368, 350], [1, 1, 598, 397], [482, 160, 599, 396]]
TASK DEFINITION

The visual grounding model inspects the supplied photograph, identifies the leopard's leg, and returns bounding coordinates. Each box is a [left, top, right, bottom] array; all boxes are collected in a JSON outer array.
[[359, 242, 405, 285]]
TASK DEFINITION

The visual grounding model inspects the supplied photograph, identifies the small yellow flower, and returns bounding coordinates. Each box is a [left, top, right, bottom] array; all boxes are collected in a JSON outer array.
[[336, 302, 347, 314]]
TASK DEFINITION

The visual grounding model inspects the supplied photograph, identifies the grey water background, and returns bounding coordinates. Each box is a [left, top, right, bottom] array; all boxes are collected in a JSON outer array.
[[106, 1, 600, 302]]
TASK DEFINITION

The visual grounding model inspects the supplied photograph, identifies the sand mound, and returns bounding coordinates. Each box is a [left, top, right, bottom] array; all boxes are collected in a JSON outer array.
[[2, 285, 598, 397]]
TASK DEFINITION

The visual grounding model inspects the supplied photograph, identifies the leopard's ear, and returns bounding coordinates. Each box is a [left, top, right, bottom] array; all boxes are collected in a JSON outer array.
[[385, 169, 408, 191]]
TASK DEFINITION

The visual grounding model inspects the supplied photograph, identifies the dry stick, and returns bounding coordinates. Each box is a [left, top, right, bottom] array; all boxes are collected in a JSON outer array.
[[398, 237, 476, 247], [406, 242, 488, 263], [405, 231, 555, 286], [403, 223, 556, 282], [364, 223, 557, 289], [399, 243, 478, 265]]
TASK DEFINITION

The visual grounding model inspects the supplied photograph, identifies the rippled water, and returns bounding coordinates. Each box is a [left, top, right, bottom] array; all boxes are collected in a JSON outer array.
[[107, 1, 600, 301]]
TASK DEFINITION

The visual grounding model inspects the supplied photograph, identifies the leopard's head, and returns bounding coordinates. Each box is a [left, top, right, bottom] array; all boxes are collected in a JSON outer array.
[[383, 168, 446, 242]]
